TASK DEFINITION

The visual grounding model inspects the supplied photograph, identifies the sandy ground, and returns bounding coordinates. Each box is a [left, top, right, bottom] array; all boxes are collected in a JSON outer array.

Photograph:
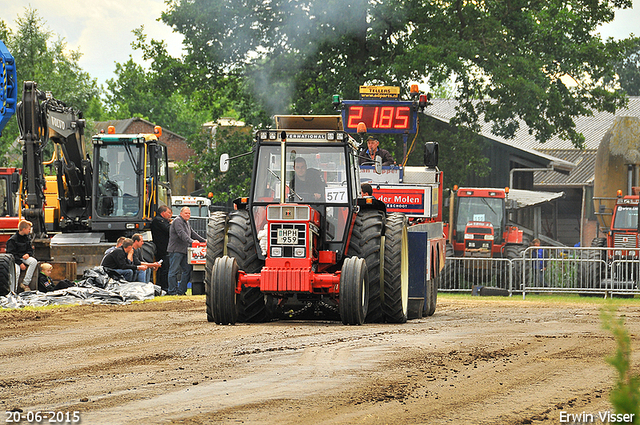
[[1, 295, 638, 425]]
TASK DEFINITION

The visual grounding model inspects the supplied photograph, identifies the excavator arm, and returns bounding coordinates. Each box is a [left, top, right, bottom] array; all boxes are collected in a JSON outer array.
[[16, 81, 89, 237]]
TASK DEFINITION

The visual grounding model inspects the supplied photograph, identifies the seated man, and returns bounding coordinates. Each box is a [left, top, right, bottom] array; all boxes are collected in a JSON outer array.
[[359, 137, 395, 166], [291, 157, 326, 202], [101, 238, 147, 282], [6, 220, 38, 292]]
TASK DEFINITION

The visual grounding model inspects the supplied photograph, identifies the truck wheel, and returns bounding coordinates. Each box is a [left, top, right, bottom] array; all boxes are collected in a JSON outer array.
[[339, 257, 368, 325], [210, 256, 238, 325], [0, 254, 16, 296], [226, 209, 269, 322], [383, 213, 409, 323], [140, 241, 156, 263], [348, 209, 384, 323], [424, 276, 437, 317], [504, 244, 525, 290], [578, 238, 606, 297], [442, 243, 458, 290], [206, 211, 228, 322]]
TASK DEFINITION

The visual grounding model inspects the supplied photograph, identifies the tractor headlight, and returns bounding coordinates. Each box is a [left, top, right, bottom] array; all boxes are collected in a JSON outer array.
[[294, 247, 305, 258], [464, 233, 473, 239], [271, 247, 282, 257], [484, 235, 494, 240]]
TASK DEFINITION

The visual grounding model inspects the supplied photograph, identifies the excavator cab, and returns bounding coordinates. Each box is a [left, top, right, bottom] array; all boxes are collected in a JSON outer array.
[[91, 131, 169, 236]]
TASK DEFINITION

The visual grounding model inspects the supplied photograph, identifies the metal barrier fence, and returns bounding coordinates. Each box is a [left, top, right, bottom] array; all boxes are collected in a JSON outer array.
[[441, 246, 640, 298], [189, 216, 209, 240]]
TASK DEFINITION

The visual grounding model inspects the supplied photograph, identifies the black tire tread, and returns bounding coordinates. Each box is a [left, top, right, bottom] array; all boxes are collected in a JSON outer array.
[[0, 253, 16, 296], [206, 212, 227, 322], [348, 209, 384, 323], [382, 213, 408, 323], [226, 209, 268, 322], [211, 256, 238, 325], [339, 257, 368, 325]]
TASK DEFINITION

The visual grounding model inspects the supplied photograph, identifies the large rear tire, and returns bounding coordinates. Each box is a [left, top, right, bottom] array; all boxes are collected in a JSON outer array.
[[206, 211, 227, 322], [348, 209, 384, 323], [0, 253, 16, 296], [383, 213, 409, 323], [210, 256, 238, 325], [339, 257, 368, 325], [226, 209, 269, 322]]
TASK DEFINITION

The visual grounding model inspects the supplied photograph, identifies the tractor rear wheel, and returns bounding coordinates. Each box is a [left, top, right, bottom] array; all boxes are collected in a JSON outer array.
[[339, 257, 368, 325], [348, 209, 384, 323], [226, 209, 270, 322], [210, 256, 238, 325], [0, 253, 16, 296], [206, 211, 227, 322], [383, 213, 409, 323]]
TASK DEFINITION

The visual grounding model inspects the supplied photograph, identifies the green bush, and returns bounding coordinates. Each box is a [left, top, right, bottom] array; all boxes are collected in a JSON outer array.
[[601, 306, 640, 424]]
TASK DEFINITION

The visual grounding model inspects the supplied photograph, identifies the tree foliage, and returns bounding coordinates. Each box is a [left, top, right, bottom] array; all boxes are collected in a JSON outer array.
[[0, 8, 101, 165], [104, 29, 212, 139], [613, 36, 640, 96], [158, 0, 632, 150]]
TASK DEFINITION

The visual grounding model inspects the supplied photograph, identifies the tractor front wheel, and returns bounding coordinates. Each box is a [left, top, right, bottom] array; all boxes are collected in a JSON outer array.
[[209, 256, 239, 325], [339, 257, 369, 325], [206, 211, 227, 322]]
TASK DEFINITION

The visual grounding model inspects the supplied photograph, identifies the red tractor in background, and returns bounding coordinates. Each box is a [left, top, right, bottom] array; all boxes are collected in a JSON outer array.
[[0, 168, 20, 252], [580, 189, 640, 292], [443, 186, 527, 286]]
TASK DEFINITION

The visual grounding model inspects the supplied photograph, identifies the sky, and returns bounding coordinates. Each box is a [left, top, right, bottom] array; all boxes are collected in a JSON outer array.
[[2, 0, 639, 88]]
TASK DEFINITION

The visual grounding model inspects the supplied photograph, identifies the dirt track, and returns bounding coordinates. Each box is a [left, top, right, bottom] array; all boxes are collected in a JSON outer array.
[[1, 296, 638, 425]]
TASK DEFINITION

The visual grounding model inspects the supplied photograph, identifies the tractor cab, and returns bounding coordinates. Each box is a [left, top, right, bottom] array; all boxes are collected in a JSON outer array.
[[247, 118, 362, 265]]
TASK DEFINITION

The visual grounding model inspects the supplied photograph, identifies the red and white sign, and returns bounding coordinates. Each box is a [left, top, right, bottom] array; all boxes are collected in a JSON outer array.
[[371, 186, 432, 217]]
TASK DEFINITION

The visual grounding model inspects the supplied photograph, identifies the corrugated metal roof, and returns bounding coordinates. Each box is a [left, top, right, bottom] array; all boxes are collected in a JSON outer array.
[[427, 97, 640, 150], [508, 188, 565, 209], [533, 149, 596, 187]]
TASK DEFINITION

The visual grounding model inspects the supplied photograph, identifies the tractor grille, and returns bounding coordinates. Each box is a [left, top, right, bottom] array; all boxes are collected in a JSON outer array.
[[269, 223, 307, 258], [614, 233, 638, 249]]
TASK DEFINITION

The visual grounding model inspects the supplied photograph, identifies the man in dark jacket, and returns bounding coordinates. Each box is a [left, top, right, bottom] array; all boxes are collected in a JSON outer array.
[[102, 238, 147, 282], [6, 220, 37, 291], [167, 207, 206, 295], [151, 205, 172, 291], [359, 137, 395, 166]]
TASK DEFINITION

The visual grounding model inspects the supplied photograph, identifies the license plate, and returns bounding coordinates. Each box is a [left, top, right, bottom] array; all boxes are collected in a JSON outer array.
[[277, 228, 298, 245]]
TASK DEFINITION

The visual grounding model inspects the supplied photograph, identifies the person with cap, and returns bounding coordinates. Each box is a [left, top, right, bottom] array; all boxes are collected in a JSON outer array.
[[359, 137, 395, 166]]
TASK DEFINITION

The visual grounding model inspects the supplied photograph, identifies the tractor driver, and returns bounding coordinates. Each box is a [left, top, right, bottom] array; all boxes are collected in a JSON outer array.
[[291, 157, 326, 201]]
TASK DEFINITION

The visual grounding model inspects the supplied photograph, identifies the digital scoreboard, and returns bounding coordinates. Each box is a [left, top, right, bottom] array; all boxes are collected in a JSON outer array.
[[341, 100, 417, 134]]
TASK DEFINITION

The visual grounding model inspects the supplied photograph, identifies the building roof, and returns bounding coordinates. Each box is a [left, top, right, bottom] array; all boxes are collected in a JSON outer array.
[[427, 97, 640, 150], [533, 149, 597, 188], [92, 118, 185, 141], [427, 98, 640, 186]]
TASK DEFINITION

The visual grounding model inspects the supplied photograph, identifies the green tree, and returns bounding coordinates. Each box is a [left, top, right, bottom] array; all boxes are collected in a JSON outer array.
[[158, 0, 631, 147], [0, 9, 102, 165], [613, 36, 640, 96], [104, 29, 212, 139]]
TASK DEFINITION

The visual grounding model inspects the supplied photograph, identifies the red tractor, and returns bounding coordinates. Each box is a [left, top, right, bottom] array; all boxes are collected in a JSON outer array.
[[205, 115, 414, 325], [443, 187, 526, 285], [580, 189, 640, 293], [0, 167, 21, 252]]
